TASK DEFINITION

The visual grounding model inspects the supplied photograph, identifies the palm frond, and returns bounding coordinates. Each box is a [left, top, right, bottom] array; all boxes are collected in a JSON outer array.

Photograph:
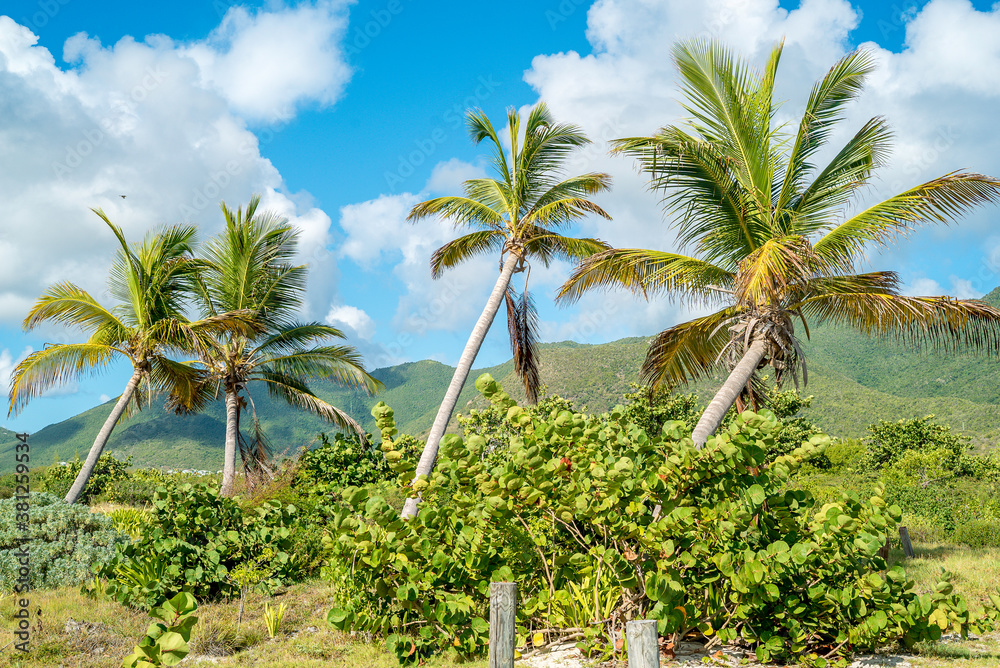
[[813, 171, 1000, 269], [9, 343, 123, 415], [786, 117, 892, 236], [430, 231, 505, 278], [734, 236, 826, 308], [774, 48, 878, 213], [22, 282, 124, 334], [407, 195, 506, 230], [798, 293, 1000, 354], [505, 287, 540, 404], [640, 307, 742, 389], [259, 371, 365, 438], [149, 356, 213, 414], [521, 232, 609, 268], [259, 345, 382, 395], [557, 248, 733, 305], [466, 108, 511, 185], [611, 127, 764, 267]]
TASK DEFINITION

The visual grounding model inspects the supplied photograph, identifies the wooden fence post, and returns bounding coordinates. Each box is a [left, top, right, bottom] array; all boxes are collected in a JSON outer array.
[[898, 526, 915, 559], [489, 582, 517, 668], [626, 620, 660, 668]]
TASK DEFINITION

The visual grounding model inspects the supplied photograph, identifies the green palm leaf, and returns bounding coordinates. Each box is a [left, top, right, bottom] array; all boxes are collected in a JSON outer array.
[[558, 249, 733, 304]]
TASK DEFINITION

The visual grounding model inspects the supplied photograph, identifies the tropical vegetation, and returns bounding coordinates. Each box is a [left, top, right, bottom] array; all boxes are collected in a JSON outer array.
[[10, 35, 1000, 668], [559, 39, 1000, 447], [176, 196, 381, 496], [403, 102, 612, 517], [7, 212, 250, 503]]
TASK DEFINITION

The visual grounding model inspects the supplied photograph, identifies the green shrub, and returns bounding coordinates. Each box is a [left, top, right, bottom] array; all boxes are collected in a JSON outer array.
[[293, 432, 392, 490], [40, 453, 132, 502], [863, 417, 967, 472], [825, 439, 867, 473], [107, 507, 154, 539], [95, 483, 299, 608], [953, 519, 1000, 548], [0, 492, 129, 591], [324, 375, 999, 665], [123, 592, 199, 667], [100, 468, 167, 506]]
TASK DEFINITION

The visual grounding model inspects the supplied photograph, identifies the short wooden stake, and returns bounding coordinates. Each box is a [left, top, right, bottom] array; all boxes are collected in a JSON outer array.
[[626, 620, 660, 668], [489, 582, 517, 668], [899, 526, 915, 559]]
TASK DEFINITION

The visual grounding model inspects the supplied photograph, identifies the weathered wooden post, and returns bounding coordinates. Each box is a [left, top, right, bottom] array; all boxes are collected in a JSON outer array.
[[899, 526, 915, 559], [489, 582, 517, 668], [626, 620, 660, 668]]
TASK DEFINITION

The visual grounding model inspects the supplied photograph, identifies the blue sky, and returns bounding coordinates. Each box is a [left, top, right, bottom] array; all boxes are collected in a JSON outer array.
[[2, 0, 1000, 433]]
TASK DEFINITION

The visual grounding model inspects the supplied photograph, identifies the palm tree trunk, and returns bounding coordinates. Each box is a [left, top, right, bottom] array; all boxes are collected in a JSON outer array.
[[220, 389, 240, 497], [401, 253, 521, 519], [64, 368, 142, 504], [691, 339, 768, 448]]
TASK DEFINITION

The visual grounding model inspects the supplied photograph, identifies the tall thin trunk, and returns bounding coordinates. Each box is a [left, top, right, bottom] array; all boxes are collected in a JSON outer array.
[[401, 253, 521, 519], [220, 389, 240, 497], [691, 338, 768, 448], [64, 368, 143, 504]]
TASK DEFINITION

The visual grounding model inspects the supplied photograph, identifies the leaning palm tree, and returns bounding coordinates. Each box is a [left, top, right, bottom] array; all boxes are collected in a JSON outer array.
[[402, 102, 613, 518], [185, 196, 382, 497], [559, 40, 1000, 448], [8, 211, 233, 504]]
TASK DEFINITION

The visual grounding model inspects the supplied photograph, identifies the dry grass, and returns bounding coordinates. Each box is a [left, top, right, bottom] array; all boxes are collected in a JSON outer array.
[[889, 542, 1000, 614], [1, 580, 488, 668]]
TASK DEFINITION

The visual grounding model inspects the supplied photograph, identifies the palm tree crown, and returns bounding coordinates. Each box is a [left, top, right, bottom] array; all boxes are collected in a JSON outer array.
[[186, 195, 382, 495], [559, 40, 1000, 446], [9, 211, 225, 503]]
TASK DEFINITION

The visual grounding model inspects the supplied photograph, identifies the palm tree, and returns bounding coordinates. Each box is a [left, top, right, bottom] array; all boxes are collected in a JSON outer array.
[[402, 102, 613, 518], [558, 40, 1000, 448], [185, 196, 382, 497], [8, 211, 233, 504]]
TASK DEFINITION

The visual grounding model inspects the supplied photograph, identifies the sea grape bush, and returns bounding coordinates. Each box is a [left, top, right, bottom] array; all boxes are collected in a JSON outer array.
[[0, 492, 128, 590], [324, 375, 1000, 665], [94, 483, 298, 607], [122, 592, 199, 668], [40, 453, 131, 502], [294, 431, 392, 490]]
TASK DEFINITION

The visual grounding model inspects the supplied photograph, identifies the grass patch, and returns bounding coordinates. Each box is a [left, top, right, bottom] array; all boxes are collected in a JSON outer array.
[[888, 542, 1000, 615], [0, 580, 488, 667]]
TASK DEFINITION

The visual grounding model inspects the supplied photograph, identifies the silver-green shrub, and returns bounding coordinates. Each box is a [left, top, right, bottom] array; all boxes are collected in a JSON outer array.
[[0, 492, 128, 591]]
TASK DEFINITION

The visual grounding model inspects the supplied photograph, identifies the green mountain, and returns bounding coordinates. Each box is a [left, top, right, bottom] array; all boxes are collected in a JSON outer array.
[[6, 291, 1000, 473]]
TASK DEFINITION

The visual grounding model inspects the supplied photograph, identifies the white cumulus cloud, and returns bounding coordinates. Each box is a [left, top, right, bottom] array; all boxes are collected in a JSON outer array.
[[325, 304, 376, 341], [0, 3, 352, 332]]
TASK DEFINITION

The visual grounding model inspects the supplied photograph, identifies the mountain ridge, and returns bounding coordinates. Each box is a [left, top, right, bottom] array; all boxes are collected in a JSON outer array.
[[4, 302, 1000, 472]]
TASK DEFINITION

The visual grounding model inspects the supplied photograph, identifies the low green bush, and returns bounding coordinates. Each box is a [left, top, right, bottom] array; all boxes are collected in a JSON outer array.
[[324, 376, 999, 666], [100, 468, 168, 506], [825, 439, 867, 473], [862, 417, 967, 472], [953, 519, 1000, 548], [293, 432, 392, 491], [40, 453, 131, 502], [0, 492, 129, 590], [94, 482, 299, 608]]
